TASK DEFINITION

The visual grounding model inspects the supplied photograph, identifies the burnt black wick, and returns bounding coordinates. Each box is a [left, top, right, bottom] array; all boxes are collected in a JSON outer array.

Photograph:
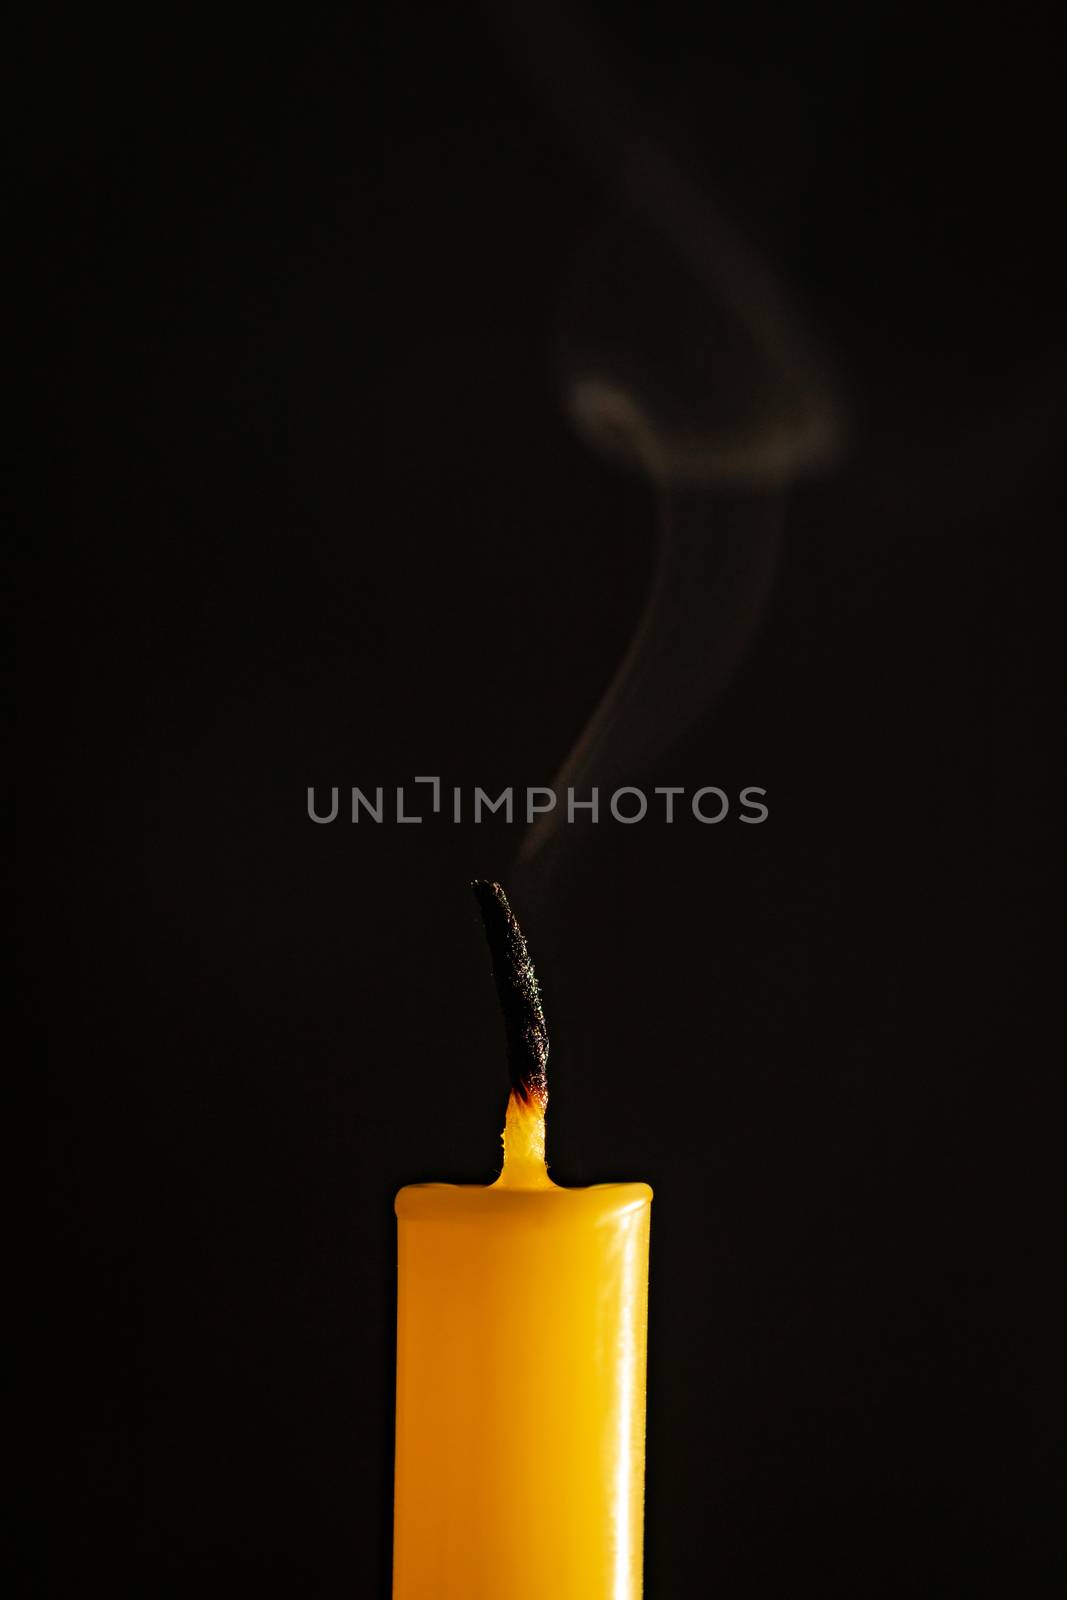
[[472, 881, 549, 1109]]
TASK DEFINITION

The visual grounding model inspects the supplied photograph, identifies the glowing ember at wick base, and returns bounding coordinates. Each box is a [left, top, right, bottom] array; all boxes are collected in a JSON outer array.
[[496, 1088, 551, 1188]]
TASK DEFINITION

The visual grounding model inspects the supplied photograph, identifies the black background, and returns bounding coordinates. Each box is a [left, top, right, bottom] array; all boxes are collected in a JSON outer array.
[[22, 4, 1062, 1595]]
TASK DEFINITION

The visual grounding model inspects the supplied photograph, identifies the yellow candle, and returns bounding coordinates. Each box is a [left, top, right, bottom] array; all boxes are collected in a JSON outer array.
[[392, 885, 653, 1600]]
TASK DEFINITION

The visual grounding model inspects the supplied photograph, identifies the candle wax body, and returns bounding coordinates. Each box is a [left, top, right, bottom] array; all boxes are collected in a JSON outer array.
[[393, 1173, 652, 1599]]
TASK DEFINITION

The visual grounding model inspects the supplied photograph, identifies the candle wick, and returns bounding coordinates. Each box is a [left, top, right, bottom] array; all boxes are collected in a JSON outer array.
[[472, 880, 549, 1111]]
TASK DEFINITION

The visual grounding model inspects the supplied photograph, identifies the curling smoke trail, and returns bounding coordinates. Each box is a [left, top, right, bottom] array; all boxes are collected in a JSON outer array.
[[490, 5, 846, 904], [512, 158, 843, 903]]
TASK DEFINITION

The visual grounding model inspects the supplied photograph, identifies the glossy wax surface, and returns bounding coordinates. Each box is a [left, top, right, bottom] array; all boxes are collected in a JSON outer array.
[[393, 1096, 652, 1599]]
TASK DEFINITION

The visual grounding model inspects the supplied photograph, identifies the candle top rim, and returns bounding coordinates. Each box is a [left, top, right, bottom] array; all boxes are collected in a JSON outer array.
[[395, 1180, 653, 1221]]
